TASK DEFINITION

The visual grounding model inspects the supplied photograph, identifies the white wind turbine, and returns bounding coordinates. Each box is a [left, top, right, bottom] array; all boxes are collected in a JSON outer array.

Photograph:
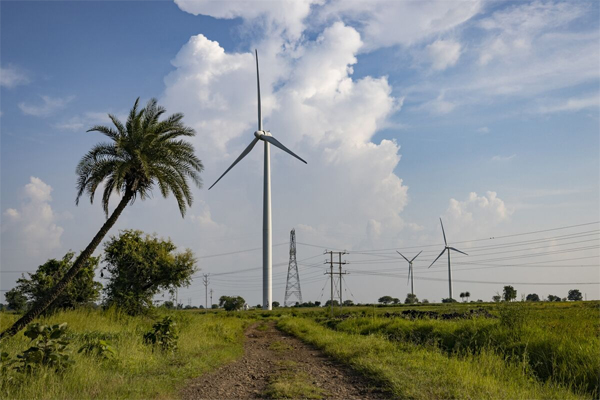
[[428, 218, 468, 300], [397, 250, 421, 297], [208, 50, 307, 310]]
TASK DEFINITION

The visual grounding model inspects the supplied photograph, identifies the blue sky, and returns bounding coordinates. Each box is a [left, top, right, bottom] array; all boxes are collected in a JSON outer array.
[[1, 0, 599, 305]]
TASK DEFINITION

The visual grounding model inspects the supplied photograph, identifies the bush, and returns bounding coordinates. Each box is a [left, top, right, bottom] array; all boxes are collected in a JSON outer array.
[[78, 339, 116, 359], [143, 316, 178, 352], [14, 323, 73, 374]]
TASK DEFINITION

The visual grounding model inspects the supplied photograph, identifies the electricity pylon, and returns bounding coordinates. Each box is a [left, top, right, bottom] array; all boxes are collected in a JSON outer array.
[[284, 228, 302, 307]]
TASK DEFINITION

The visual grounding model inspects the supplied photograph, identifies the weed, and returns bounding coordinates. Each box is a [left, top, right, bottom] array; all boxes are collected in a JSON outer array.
[[269, 340, 293, 352], [143, 316, 178, 352]]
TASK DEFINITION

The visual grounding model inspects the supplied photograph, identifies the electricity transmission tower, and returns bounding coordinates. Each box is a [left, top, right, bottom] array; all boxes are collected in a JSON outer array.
[[284, 229, 303, 307], [203, 274, 210, 310]]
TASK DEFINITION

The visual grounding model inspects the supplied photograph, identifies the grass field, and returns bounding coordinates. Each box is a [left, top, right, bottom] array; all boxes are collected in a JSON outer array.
[[1, 301, 598, 399], [0, 308, 247, 399]]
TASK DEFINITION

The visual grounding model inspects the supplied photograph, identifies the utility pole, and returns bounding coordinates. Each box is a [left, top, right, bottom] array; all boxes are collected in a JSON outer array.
[[203, 274, 210, 310], [324, 250, 348, 317], [210, 289, 213, 308]]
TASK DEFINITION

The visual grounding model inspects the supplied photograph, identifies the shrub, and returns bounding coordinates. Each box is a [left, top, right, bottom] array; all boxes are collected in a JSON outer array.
[[14, 323, 73, 374], [78, 339, 116, 359], [143, 316, 178, 352]]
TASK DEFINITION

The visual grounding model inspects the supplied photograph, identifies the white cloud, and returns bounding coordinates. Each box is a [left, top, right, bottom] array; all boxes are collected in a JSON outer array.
[[175, 0, 315, 41], [418, 91, 457, 115], [537, 95, 599, 114], [317, 0, 481, 50], [162, 21, 409, 258], [444, 191, 512, 237], [18, 95, 74, 117], [491, 154, 516, 162], [0, 65, 29, 88], [2, 177, 64, 256], [427, 39, 462, 70], [175, 0, 482, 51], [53, 111, 117, 132], [477, 126, 490, 134]]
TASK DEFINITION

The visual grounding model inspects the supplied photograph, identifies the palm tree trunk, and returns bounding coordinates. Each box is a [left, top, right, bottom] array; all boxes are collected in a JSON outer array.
[[0, 189, 133, 340]]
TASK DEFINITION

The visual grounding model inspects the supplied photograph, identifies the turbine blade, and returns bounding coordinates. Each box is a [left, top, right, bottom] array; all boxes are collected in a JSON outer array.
[[449, 247, 468, 256], [208, 137, 260, 190], [407, 264, 411, 285], [428, 248, 446, 268], [262, 134, 307, 164], [410, 250, 422, 263], [440, 218, 447, 245], [397, 251, 410, 263], [255, 49, 262, 131]]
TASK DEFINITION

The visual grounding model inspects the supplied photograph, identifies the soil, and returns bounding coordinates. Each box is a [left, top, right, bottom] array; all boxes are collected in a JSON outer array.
[[181, 321, 386, 399]]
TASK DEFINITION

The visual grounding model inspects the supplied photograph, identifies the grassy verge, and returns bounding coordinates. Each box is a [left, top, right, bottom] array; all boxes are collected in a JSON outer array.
[[329, 303, 599, 396], [278, 316, 584, 400], [0, 308, 247, 399]]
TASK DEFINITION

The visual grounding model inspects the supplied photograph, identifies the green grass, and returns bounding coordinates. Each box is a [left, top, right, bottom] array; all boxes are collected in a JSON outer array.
[[263, 360, 326, 399], [0, 308, 247, 399], [278, 316, 586, 400], [327, 302, 599, 397]]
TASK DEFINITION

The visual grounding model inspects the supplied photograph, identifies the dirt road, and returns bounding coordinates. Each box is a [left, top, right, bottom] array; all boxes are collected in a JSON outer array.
[[182, 321, 384, 399]]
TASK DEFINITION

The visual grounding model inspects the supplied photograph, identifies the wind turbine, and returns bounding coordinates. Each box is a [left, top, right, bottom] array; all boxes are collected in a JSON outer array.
[[397, 250, 421, 296], [428, 218, 468, 300], [208, 50, 307, 310]]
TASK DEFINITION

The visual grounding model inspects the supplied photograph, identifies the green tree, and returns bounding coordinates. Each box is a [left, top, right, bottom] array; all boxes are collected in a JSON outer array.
[[378, 296, 394, 305], [272, 301, 280, 308], [1, 98, 203, 339], [526, 293, 540, 302], [547, 294, 561, 302], [4, 288, 28, 312], [503, 285, 517, 302], [324, 300, 339, 307], [343, 300, 354, 306], [103, 230, 196, 315], [219, 296, 245, 311], [492, 295, 501, 302], [11, 252, 101, 314], [465, 291, 471, 302], [568, 289, 583, 301], [459, 292, 466, 302], [404, 293, 418, 304], [392, 298, 400, 304], [441, 298, 457, 303]]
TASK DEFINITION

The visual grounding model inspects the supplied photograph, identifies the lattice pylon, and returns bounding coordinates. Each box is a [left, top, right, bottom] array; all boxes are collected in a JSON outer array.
[[284, 228, 302, 307]]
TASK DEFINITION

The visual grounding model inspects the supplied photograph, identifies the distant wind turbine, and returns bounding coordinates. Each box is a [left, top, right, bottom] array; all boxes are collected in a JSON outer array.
[[428, 218, 468, 300], [208, 50, 307, 310], [397, 250, 421, 296]]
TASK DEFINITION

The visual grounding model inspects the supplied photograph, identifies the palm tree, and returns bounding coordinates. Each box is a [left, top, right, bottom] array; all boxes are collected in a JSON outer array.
[[0, 98, 203, 339]]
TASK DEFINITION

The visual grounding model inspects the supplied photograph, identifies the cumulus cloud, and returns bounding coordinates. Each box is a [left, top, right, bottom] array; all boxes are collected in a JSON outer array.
[[2, 177, 64, 256], [18, 95, 74, 117], [444, 191, 512, 237], [427, 39, 462, 70], [175, 0, 482, 51], [162, 20, 408, 256], [0, 65, 29, 88]]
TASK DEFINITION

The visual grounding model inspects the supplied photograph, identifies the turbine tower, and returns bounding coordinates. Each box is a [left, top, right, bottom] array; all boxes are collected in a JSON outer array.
[[208, 50, 307, 310], [397, 250, 421, 296], [428, 218, 468, 300], [284, 228, 302, 307]]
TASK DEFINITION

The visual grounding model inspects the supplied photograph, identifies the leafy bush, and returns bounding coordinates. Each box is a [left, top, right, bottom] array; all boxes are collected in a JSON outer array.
[[143, 316, 178, 352], [14, 323, 73, 374], [78, 339, 116, 359]]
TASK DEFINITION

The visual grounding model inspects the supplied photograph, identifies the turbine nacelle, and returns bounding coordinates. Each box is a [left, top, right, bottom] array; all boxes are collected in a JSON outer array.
[[254, 130, 272, 139]]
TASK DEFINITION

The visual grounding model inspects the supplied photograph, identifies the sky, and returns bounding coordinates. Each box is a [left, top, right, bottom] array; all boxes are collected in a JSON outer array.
[[1, 0, 599, 307]]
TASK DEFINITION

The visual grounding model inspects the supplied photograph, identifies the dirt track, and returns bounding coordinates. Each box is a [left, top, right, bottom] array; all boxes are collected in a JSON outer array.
[[182, 321, 384, 399]]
